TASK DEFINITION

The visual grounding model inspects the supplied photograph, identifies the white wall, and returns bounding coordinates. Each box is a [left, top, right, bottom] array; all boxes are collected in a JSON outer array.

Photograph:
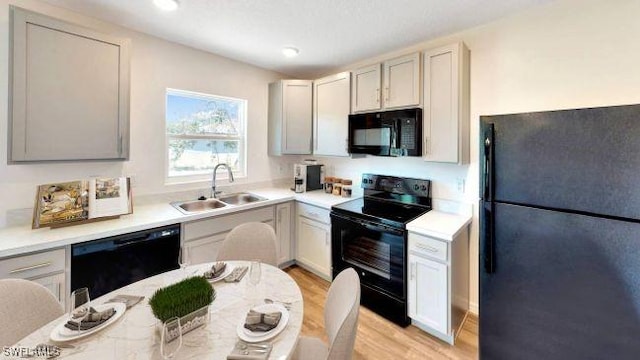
[[0, 0, 295, 226], [318, 0, 640, 313]]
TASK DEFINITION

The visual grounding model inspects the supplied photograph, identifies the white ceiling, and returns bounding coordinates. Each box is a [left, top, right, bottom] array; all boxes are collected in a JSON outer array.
[[42, 0, 554, 78]]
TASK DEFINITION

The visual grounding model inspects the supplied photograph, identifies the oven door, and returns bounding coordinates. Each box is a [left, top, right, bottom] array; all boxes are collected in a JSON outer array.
[[331, 212, 406, 299]]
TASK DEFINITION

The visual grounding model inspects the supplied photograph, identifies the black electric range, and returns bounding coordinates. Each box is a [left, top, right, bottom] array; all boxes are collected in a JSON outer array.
[[331, 174, 432, 326]]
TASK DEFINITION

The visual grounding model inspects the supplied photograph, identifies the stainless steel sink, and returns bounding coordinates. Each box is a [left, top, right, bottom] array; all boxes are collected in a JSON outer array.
[[218, 192, 267, 205], [171, 198, 227, 214]]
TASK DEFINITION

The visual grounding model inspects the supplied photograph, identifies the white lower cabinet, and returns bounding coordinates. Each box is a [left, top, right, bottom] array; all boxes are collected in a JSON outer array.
[[295, 203, 331, 280], [408, 229, 469, 344], [184, 232, 229, 266], [31, 273, 66, 310], [275, 202, 294, 267], [0, 248, 66, 308], [409, 255, 448, 334], [182, 206, 275, 265]]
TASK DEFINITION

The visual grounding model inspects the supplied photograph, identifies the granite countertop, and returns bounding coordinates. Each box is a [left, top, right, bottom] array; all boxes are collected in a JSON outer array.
[[0, 188, 353, 259]]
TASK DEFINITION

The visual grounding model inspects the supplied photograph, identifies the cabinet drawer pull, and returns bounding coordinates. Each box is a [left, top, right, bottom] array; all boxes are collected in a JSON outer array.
[[307, 212, 319, 218], [9, 262, 52, 274], [416, 243, 438, 253]]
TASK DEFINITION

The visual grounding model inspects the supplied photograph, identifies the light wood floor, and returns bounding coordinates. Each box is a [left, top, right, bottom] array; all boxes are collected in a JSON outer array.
[[285, 266, 478, 360]]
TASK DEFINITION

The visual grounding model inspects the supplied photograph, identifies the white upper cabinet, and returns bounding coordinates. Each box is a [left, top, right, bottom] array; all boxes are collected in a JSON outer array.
[[351, 64, 381, 113], [9, 6, 130, 162], [351, 52, 421, 113], [313, 72, 351, 157], [268, 80, 313, 155], [422, 42, 470, 164], [383, 52, 421, 109]]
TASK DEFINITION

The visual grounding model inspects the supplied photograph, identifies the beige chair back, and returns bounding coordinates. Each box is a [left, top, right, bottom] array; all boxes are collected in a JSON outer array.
[[325, 268, 361, 360], [217, 222, 278, 266], [0, 278, 64, 346]]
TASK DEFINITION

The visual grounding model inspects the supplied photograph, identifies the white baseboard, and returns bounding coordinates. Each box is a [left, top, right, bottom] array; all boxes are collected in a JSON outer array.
[[469, 301, 479, 315]]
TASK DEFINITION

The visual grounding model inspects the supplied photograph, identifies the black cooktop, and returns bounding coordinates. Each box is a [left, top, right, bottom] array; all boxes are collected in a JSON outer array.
[[331, 174, 432, 229], [332, 197, 430, 228]]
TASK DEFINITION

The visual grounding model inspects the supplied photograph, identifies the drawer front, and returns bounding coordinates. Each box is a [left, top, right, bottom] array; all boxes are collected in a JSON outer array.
[[0, 248, 66, 279], [409, 233, 448, 262], [296, 202, 330, 224], [184, 206, 275, 241]]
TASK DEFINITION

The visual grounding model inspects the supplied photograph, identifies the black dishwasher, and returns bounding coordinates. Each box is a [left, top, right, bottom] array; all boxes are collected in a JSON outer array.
[[71, 224, 181, 299]]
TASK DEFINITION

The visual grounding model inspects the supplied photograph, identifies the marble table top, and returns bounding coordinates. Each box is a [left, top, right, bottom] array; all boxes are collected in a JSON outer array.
[[13, 261, 303, 359]]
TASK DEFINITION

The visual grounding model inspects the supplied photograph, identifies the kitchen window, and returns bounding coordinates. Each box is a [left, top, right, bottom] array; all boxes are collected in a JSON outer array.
[[165, 89, 247, 182]]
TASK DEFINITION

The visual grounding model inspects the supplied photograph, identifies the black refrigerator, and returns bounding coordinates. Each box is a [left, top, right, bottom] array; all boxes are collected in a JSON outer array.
[[479, 104, 640, 359]]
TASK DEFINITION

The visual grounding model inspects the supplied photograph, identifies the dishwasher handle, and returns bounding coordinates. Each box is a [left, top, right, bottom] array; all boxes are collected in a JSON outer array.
[[72, 225, 180, 256]]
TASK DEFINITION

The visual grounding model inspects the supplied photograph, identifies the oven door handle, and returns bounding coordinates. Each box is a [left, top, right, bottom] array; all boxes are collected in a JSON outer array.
[[356, 219, 404, 235], [332, 212, 404, 235]]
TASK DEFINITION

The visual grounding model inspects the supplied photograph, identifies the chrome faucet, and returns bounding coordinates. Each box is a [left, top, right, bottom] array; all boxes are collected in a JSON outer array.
[[211, 163, 234, 198]]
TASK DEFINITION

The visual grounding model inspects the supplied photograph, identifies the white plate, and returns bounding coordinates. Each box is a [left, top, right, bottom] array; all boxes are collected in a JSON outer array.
[[236, 304, 289, 343], [50, 302, 126, 342], [207, 264, 234, 283]]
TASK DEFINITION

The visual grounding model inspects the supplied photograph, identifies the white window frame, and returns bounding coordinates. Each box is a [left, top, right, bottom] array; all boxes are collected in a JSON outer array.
[[164, 88, 247, 184]]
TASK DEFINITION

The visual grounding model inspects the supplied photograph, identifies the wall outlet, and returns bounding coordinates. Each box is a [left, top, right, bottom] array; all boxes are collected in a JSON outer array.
[[456, 178, 465, 193]]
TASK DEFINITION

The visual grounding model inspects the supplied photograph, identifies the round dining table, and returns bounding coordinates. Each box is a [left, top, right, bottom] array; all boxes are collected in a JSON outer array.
[[14, 261, 303, 359]]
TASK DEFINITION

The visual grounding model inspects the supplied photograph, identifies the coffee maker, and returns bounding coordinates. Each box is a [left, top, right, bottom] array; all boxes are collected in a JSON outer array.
[[293, 164, 324, 193]]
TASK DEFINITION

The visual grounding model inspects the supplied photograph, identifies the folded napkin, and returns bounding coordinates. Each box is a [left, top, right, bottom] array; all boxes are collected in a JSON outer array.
[[64, 307, 116, 331], [244, 309, 282, 332], [224, 266, 248, 282], [226, 341, 272, 360], [204, 262, 227, 279]]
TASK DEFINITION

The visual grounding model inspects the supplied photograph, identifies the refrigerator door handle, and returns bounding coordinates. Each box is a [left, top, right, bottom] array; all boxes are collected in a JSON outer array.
[[483, 204, 496, 273], [483, 124, 496, 273], [483, 124, 494, 202]]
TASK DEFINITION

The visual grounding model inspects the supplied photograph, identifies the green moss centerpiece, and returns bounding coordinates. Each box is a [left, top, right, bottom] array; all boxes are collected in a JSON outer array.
[[149, 276, 216, 338]]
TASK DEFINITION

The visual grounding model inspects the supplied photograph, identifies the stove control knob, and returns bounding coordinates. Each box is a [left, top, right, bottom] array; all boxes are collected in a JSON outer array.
[[421, 185, 427, 191], [413, 184, 419, 191]]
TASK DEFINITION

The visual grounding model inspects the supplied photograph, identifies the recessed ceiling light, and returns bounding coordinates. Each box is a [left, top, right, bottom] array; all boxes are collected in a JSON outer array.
[[154, 0, 179, 11], [282, 47, 300, 58]]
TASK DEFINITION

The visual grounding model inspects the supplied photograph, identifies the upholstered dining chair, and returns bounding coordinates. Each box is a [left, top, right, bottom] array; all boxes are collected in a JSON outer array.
[[0, 278, 64, 346], [292, 267, 361, 360], [216, 222, 278, 266]]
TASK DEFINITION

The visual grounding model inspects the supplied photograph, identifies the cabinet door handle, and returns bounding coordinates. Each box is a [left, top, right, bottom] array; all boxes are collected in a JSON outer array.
[[375, 88, 380, 103], [424, 137, 429, 155], [9, 262, 52, 274], [385, 87, 390, 102], [416, 243, 438, 253]]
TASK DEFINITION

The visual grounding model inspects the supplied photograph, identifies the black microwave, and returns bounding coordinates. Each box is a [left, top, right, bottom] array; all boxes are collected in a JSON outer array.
[[348, 108, 422, 156]]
